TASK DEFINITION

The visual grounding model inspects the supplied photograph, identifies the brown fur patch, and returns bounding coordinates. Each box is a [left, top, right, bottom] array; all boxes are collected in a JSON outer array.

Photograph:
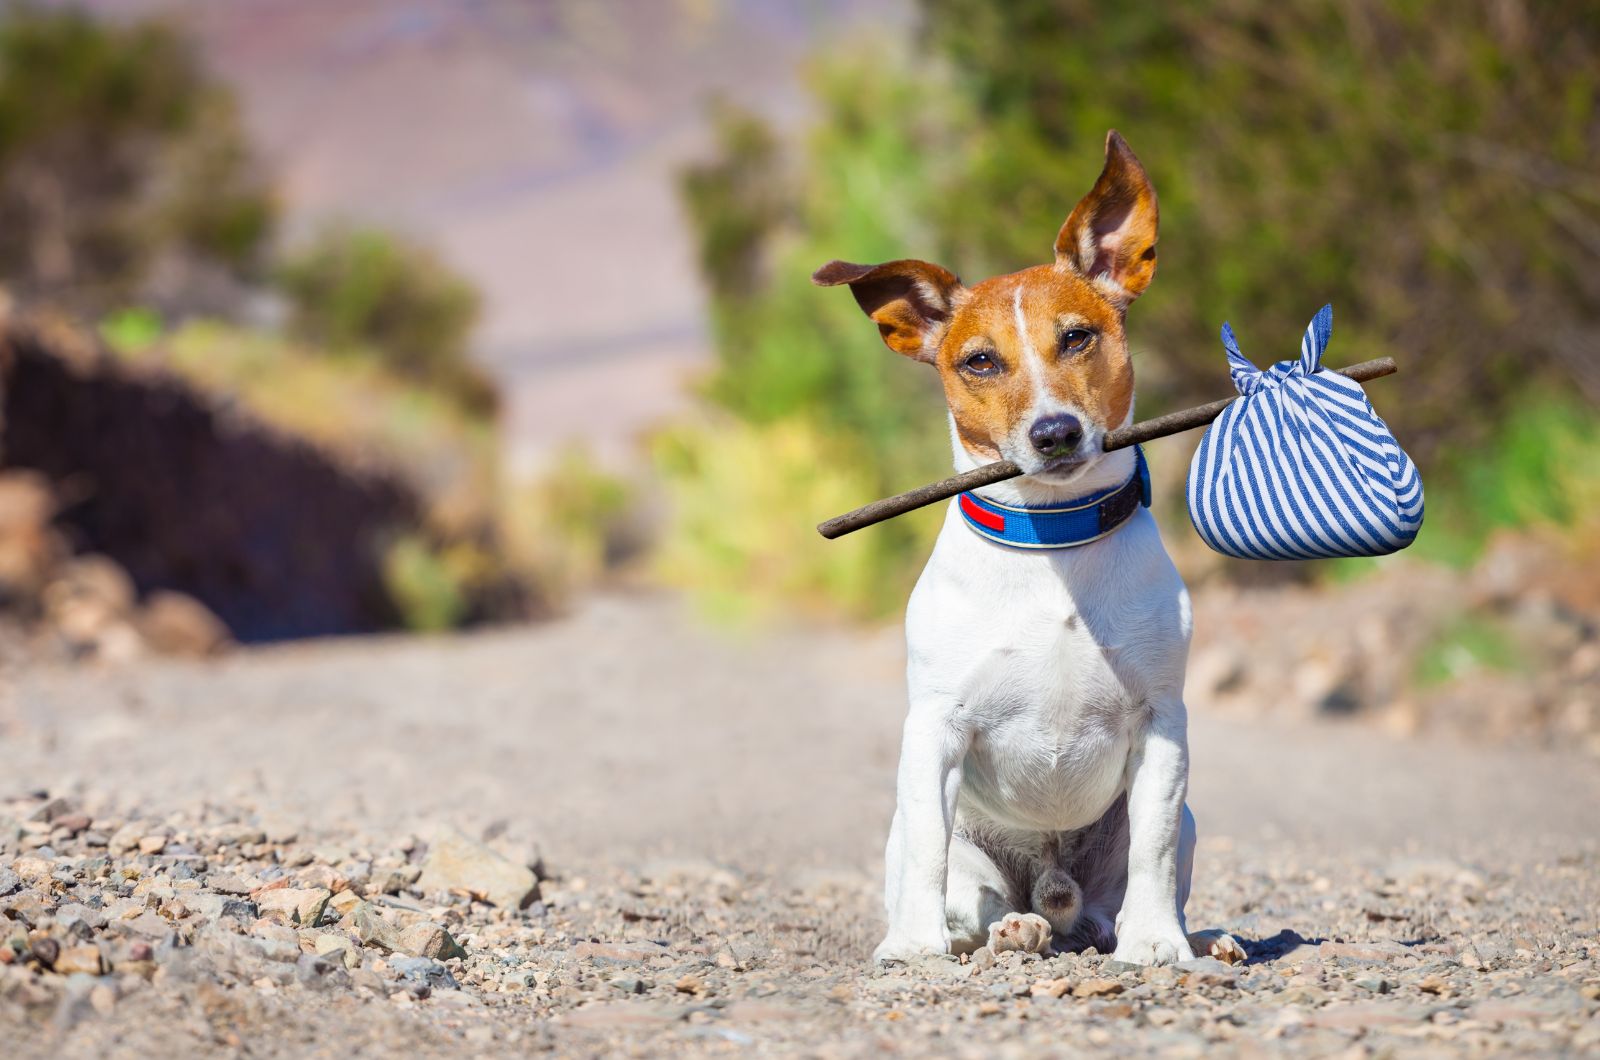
[[935, 266, 1134, 459]]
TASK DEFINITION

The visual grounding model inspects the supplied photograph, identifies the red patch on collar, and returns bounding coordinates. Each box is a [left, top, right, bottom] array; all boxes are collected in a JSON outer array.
[[959, 493, 1005, 532]]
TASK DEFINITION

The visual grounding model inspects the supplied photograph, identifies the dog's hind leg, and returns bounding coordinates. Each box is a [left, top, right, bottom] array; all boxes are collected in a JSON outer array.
[[944, 832, 1023, 955]]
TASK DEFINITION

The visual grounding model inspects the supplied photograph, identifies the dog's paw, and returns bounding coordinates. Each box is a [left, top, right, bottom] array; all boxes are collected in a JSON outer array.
[[872, 932, 949, 966], [1187, 929, 1247, 965], [986, 912, 1053, 955], [1111, 922, 1194, 967]]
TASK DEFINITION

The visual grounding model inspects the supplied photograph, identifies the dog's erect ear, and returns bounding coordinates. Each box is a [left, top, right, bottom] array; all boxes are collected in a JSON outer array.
[[812, 258, 963, 362], [1055, 130, 1159, 306]]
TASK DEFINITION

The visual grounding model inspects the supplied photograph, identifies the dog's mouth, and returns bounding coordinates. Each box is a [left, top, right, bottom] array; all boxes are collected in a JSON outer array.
[[1027, 451, 1097, 482]]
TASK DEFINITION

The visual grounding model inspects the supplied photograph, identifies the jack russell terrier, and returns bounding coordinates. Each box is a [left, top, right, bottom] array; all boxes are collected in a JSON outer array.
[[815, 131, 1241, 966]]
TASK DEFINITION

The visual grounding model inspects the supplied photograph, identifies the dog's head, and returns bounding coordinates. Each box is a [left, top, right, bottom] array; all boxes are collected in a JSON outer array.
[[814, 130, 1158, 485]]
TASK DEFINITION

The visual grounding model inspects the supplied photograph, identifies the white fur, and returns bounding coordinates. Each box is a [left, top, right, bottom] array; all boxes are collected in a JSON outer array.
[[875, 302, 1197, 968]]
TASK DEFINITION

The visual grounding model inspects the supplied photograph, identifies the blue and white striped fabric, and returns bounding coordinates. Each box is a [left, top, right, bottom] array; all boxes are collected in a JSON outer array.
[[1186, 305, 1423, 560]]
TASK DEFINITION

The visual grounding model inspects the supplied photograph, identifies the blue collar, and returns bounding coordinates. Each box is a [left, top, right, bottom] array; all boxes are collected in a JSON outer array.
[[958, 447, 1152, 550]]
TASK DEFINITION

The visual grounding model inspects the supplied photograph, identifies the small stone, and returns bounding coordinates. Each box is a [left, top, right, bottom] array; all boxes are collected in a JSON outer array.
[[675, 974, 704, 994], [1176, 957, 1239, 989], [1419, 973, 1450, 995], [90, 983, 116, 1016], [53, 944, 103, 976], [255, 888, 331, 927], [108, 825, 143, 855], [969, 946, 997, 973], [294, 953, 349, 991], [1319, 940, 1412, 962], [53, 814, 92, 836], [137, 590, 231, 656], [137, 835, 167, 856], [1354, 974, 1393, 993], [205, 874, 257, 896], [27, 797, 75, 824], [297, 864, 348, 894], [390, 955, 460, 991], [30, 937, 61, 969], [416, 827, 539, 910], [1072, 978, 1124, 998], [1142, 965, 1178, 988], [977, 1001, 1003, 1017], [1030, 977, 1072, 999], [313, 933, 362, 970], [395, 922, 467, 961], [328, 890, 363, 917], [11, 856, 52, 882], [348, 902, 401, 951], [0, 870, 20, 896]]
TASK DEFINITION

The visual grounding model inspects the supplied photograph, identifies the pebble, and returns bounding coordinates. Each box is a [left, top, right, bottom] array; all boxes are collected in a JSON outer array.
[[254, 887, 331, 926], [54, 944, 104, 976], [416, 827, 539, 910], [1072, 977, 1124, 998], [390, 956, 460, 992], [313, 932, 362, 970], [395, 921, 467, 961], [1176, 956, 1240, 989]]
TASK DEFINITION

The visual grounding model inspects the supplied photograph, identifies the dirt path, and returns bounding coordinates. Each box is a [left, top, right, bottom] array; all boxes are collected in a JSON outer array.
[[4, 593, 1597, 1056]]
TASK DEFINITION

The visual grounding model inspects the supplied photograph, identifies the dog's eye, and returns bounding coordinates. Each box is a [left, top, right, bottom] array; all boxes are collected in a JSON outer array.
[[963, 351, 1001, 376], [1059, 328, 1095, 354]]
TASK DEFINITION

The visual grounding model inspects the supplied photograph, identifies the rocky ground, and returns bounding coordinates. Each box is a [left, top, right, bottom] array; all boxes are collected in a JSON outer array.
[[2, 593, 1598, 1056]]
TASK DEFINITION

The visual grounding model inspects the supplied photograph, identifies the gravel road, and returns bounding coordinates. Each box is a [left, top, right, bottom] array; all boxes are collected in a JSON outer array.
[[3, 592, 1597, 1056]]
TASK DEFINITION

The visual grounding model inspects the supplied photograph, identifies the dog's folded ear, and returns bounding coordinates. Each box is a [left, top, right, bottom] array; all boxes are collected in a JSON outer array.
[[812, 258, 963, 362], [1055, 130, 1160, 307]]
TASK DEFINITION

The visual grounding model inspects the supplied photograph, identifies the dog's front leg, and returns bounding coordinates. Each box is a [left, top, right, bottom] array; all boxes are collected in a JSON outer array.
[[1112, 699, 1196, 966], [874, 705, 967, 964]]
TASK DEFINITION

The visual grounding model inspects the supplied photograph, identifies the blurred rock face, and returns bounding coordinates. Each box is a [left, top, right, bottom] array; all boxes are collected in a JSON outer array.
[[0, 313, 419, 641], [0, 471, 230, 662]]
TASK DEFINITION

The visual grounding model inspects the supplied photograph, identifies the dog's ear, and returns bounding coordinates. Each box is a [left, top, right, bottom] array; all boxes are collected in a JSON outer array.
[[812, 258, 963, 362], [1055, 130, 1159, 306]]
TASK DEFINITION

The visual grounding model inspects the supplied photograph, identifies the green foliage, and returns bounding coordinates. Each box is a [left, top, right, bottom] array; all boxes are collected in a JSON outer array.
[[669, 3, 1600, 617], [0, 5, 274, 309], [276, 226, 494, 415], [661, 49, 966, 617], [382, 534, 469, 633], [99, 306, 163, 351], [653, 415, 944, 621], [501, 446, 642, 598], [1414, 616, 1527, 687], [918, 0, 1600, 460]]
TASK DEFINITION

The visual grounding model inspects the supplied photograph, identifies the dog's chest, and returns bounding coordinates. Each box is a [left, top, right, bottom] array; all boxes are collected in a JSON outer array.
[[955, 603, 1141, 831], [907, 509, 1190, 832]]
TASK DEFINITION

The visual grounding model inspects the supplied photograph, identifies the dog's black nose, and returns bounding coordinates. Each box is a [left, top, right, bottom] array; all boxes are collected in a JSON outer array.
[[1029, 413, 1083, 456]]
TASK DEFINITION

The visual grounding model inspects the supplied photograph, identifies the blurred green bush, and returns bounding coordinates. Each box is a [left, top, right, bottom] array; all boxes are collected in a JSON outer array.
[[668, 2, 1600, 618], [0, 6, 273, 310], [276, 226, 497, 416]]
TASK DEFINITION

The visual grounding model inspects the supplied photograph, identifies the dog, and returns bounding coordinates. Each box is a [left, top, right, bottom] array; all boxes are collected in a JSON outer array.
[[814, 131, 1241, 966]]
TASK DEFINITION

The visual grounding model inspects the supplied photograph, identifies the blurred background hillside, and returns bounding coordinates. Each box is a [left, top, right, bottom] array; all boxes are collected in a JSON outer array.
[[0, 0, 1595, 752]]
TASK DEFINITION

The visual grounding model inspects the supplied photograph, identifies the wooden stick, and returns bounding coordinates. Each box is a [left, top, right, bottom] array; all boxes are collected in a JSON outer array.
[[817, 356, 1397, 540]]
